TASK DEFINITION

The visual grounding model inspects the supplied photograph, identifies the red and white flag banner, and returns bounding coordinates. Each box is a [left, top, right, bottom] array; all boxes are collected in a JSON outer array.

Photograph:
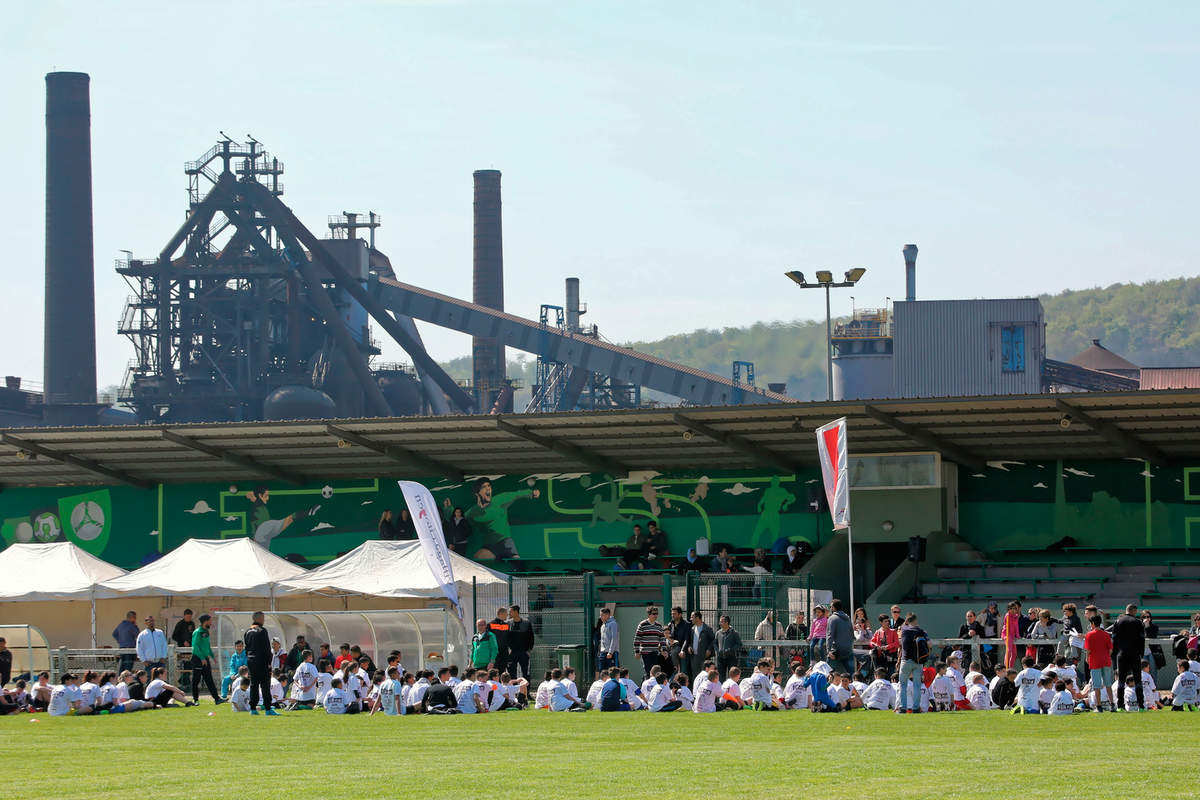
[[815, 417, 851, 530]]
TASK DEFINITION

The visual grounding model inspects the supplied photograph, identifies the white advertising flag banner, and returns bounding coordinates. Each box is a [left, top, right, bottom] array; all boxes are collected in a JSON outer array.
[[398, 480, 462, 618], [815, 417, 851, 530]]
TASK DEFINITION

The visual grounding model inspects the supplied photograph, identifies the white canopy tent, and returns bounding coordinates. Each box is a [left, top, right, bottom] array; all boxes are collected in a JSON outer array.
[[0, 542, 127, 646], [278, 540, 513, 615], [99, 538, 306, 603]]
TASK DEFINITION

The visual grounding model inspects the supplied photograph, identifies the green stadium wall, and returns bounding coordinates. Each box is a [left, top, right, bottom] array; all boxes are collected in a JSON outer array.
[[0, 458, 1196, 569]]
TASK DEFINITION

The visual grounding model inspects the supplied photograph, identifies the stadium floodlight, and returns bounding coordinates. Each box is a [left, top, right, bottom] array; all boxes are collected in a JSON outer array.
[[784, 264, 871, 400]]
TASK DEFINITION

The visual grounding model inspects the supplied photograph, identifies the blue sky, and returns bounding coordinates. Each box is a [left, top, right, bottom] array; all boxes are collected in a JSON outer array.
[[3, 2, 1197, 387]]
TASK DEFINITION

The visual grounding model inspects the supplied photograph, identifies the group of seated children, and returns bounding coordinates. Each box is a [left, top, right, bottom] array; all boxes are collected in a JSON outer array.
[[1, 668, 196, 715], [990, 654, 1199, 714], [226, 648, 531, 715]]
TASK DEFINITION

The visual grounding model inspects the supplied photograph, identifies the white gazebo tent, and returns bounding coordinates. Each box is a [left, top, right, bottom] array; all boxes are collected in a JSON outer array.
[[0, 542, 127, 646], [278, 539, 513, 615], [99, 538, 306, 604]]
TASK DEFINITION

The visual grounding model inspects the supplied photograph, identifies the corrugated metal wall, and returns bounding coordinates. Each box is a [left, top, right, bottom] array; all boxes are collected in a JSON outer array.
[[893, 299, 1044, 397]]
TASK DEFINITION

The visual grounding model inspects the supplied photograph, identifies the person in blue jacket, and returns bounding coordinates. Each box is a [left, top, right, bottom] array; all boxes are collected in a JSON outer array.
[[221, 639, 247, 697]]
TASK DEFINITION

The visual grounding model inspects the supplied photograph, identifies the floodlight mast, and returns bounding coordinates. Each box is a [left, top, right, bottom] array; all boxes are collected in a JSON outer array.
[[782, 267, 867, 400]]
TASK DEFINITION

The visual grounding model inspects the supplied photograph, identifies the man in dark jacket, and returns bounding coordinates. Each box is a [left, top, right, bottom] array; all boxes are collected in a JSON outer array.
[[666, 607, 691, 675], [244, 611, 276, 715], [171, 609, 196, 648], [898, 614, 929, 713], [286, 635, 309, 671], [1112, 604, 1146, 710], [825, 599, 855, 676], [488, 608, 511, 675], [684, 611, 716, 680], [506, 606, 534, 679], [714, 615, 743, 681]]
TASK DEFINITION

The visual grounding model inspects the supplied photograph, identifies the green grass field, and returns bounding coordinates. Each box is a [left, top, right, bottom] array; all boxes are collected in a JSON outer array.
[[2, 704, 1195, 799]]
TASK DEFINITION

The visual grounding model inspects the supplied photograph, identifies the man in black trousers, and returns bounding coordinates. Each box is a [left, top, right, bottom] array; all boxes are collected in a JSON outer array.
[[1112, 603, 1146, 711], [244, 611, 277, 715]]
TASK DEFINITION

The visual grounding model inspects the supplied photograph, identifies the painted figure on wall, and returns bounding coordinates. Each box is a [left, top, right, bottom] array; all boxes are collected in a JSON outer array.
[[751, 476, 796, 548], [463, 478, 539, 560], [247, 487, 320, 548]]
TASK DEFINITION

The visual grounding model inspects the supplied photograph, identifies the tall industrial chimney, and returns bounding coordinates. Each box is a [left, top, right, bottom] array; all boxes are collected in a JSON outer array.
[[472, 169, 508, 411], [44, 72, 98, 426], [902, 243, 918, 302], [565, 277, 581, 332]]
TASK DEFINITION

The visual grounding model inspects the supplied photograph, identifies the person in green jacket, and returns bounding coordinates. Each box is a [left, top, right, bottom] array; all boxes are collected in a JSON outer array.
[[471, 619, 499, 669], [461, 478, 540, 560], [190, 614, 223, 704]]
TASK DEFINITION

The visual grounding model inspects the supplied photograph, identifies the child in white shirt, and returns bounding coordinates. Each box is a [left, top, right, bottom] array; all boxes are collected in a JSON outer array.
[[229, 677, 252, 712], [672, 675, 694, 709], [1013, 657, 1042, 714], [321, 678, 349, 714], [618, 669, 644, 710], [1038, 676, 1056, 713], [1140, 660, 1159, 709], [693, 669, 721, 713], [721, 667, 744, 709], [929, 663, 955, 712], [586, 678, 606, 708], [862, 668, 897, 710], [784, 665, 811, 709], [292, 651, 318, 709], [534, 671, 553, 709], [647, 673, 682, 712], [966, 674, 995, 710], [1048, 680, 1076, 715], [315, 662, 334, 705], [1170, 659, 1198, 709]]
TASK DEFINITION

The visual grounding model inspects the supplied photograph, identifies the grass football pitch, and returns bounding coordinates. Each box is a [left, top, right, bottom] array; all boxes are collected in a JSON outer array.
[[3, 704, 1196, 799]]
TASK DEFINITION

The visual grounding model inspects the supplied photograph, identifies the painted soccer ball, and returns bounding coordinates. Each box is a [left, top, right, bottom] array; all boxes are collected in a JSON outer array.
[[70, 501, 106, 541], [14, 521, 34, 543], [33, 512, 62, 543], [321, 485, 334, 499]]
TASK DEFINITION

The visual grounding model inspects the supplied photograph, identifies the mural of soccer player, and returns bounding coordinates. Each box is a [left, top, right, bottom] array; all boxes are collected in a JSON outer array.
[[750, 476, 796, 549], [245, 487, 320, 548], [589, 474, 631, 528], [461, 478, 538, 560]]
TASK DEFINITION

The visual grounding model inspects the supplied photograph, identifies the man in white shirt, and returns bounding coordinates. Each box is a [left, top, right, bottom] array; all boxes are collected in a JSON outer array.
[[966, 674, 995, 710], [784, 665, 810, 709], [862, 668, 897, 710], [1013, 656, 1042, 714], [230, 677, 252, 711], [292, 650, 318, 708], [454, 668, 486, 714], [135, 617, 168, 670], [693, 669, 721, 713]]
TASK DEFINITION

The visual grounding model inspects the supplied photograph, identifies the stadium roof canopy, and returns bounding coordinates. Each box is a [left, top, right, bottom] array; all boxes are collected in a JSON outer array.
[[1, 389, 1199, 488]]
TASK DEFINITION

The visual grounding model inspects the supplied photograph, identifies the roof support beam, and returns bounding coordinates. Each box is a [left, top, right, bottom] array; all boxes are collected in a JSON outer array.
[[1054, 400, 1168, 466], [495, 417, 627, 477], [160, 429, 306, 485], [673, 414, 800, 473], [325, 425, 464, 482], [1, 434, 153, 490], [863, 405, 987, 472]]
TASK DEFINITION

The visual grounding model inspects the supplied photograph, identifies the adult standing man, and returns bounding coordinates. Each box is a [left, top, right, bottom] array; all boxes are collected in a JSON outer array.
[[488, 607, 511, 675], [825, 599, 855, 677], [0, 637, 11, 686], [244, 611, 276, 715], [1112, 603, 1146, 711], [665, 607, 691, 676], [898, 613, 929, 713], [286, 635, 309, 671], [190, 614, 222, 705], [633, 606, 667, 680], [506, 605, 534, 680], [598, 607, 619, 672], [136, 615, 168, 672], [714, 615, 743, 681], [888, 605, 904, 630], [112, 611, 139, 672], [470, 619, 498, 671], [170, 609, 196, 648], [685, 611, 715, 679]]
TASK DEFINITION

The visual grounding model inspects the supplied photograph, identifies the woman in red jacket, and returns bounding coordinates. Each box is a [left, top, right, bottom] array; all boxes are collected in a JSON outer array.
[[870, 614, 900, 674]]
